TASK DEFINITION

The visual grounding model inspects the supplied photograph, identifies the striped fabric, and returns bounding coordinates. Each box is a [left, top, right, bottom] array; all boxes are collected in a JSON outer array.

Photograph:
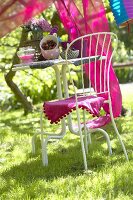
[[109, 0, 133, 27]]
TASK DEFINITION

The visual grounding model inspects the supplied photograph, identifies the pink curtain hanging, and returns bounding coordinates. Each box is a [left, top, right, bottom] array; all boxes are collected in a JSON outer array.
[[54, 0, 122, 118], [0, 0, 53, 38], [54, 0, 109, 39]]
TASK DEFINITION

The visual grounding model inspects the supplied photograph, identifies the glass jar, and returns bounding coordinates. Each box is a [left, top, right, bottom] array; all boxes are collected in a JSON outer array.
[[17, 46, 35, 63]]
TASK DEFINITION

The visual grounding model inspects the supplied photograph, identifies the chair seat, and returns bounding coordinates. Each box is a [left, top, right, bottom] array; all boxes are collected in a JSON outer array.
[[72, 114, 111, 131], [85, 114, 111, 129], [43, 95, 105, 124]]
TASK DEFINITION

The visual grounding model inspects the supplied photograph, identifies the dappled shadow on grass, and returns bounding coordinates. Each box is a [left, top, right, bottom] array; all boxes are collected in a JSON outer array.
[[0, 139, 132, 198], [0, 144, 84, 195], [0, 110, 64, 138], [0, 109, 132, 197], [0, 116, 38, 137], [0, 132, 129, 195], [102, 116, 133, 150], [0, 111, 40, 138], [0, 137, 108, 176]]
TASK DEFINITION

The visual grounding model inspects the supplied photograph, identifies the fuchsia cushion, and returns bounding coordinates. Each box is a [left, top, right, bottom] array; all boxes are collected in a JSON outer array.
[[43, 95, 105, 124]]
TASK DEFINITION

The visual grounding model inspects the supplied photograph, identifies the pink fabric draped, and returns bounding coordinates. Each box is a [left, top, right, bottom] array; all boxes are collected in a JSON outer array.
[[44, 95, 105, 124], [54, 0, 122, 118], [73, 114, 111, 129], [0, 0, 53, 38]]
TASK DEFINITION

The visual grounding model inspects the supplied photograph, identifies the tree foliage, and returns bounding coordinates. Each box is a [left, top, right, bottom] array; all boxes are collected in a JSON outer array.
[[0, 3, 133, 112]]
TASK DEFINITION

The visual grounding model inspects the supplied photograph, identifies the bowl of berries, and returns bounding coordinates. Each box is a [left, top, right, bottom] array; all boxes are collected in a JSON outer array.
[[40, 34, 60, 60]]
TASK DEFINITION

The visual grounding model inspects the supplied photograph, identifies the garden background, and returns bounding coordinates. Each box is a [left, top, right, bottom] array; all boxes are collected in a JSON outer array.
[[0, 1, 133, 199]]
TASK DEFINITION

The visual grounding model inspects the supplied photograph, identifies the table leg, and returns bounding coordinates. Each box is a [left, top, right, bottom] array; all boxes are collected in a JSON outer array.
[[53, 66, 66, 131], [40, 65, 66, 166], [61, 64, 79, 135]]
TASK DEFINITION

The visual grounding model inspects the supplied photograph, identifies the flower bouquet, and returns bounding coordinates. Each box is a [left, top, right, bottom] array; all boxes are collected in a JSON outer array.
[[22, 18, 58, 61], [23, 18, 52, 40]]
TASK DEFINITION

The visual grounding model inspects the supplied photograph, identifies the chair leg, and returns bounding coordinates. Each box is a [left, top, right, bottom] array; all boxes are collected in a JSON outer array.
[[87, 132, 92, 145], [97, 128, 112, 155], [31, 110, 44, 155], [111, 119, 129, 160], [41, 134, 67, 166], [41, 137, 48, 166], [79, 129, 88, 170], [31, 132, 40, 154], [84, 129, 88, 154], [40, 110, 49, 166], [40, 112, 66, 166]]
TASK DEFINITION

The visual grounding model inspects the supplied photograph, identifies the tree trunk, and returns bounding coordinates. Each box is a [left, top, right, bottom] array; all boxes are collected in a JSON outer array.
[[4, 29, 33, 115]]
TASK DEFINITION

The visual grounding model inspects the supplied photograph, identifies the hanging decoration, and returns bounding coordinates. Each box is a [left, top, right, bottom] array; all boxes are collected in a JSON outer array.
[[109, 0, 133, 28], [0, 0, 53, 38]]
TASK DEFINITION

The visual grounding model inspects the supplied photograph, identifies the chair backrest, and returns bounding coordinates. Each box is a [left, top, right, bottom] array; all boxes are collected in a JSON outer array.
[[65, 32, 118, 98]]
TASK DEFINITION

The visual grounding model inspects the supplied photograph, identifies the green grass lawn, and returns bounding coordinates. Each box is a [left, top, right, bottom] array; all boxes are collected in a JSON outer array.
[[0, 85, 133, 200]]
